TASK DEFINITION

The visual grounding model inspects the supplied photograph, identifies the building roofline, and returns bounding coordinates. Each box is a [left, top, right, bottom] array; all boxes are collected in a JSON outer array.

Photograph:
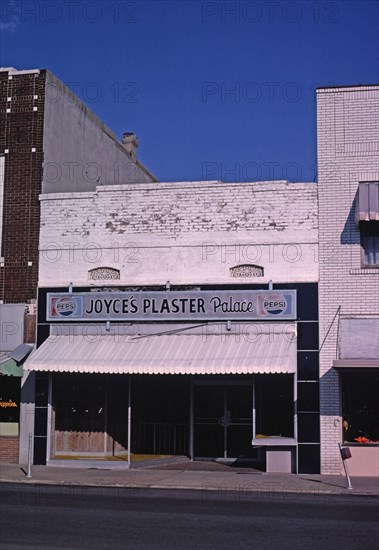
[[0, 67, 40, 75], [316, 83, 379, 91]]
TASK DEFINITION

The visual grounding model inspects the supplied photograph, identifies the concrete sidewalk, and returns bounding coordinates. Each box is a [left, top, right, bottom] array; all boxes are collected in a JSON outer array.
[[1, 461, 378, 497]]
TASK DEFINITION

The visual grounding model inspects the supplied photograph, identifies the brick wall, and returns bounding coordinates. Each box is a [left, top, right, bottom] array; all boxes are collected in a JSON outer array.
[[0, 67, 156, 305], [317, 86, 379, 474], [0, 437, 20, 463], [39, 180, 318, 286], [0, 68, 46, 304]]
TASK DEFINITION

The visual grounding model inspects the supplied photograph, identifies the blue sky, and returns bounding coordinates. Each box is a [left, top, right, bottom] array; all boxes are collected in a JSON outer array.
[[1, 0, 378, 182]]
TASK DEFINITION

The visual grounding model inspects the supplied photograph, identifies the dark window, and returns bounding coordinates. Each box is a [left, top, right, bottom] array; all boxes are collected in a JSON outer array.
[[255, 375, 294, 437], [33, 437, 47, 465], [35, 376, 49, 407], [297, 352, 319, 381], [361, 222, 379, 266], [298, 444, 320, 474], [295, 285, 318, 321], [297, 412, 320, 442], [297, 382, 319, 412], [342, 370, 379, 443], [34, 408, 48, 437], [297, 322, 319, 350]]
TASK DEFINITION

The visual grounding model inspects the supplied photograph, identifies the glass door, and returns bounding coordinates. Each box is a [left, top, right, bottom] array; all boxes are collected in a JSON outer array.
[[226, 385, 255, 458], [194, 383, 253, 458], [194, 384, 225, 457]]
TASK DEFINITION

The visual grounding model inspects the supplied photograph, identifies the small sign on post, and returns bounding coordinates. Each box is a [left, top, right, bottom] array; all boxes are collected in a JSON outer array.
[[338, 442, 353, 490]]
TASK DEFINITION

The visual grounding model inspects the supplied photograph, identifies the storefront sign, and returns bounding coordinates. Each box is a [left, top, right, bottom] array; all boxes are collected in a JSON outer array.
[[47, 290, 296, 321], [0, 399, 17, 409]]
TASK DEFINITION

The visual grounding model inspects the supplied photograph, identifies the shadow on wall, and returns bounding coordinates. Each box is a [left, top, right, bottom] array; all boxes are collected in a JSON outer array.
[[340, 195, 360, 245]]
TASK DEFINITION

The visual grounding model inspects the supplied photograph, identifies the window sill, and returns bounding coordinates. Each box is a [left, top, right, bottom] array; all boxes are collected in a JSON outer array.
[[349, 268, 379, 275], [343, 442, 379, 447], [0, 424, 19, 436], [252, 437, 297, 447]]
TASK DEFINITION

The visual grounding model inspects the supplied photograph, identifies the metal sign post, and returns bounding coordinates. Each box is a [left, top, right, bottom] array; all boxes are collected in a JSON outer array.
[[338, 443, 353, 490], [26, 433, 33, 479]]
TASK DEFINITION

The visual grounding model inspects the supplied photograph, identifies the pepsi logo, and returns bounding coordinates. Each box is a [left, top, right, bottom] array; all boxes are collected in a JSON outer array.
[[263, 294, 287, 315], [55, 296, 78, 317]]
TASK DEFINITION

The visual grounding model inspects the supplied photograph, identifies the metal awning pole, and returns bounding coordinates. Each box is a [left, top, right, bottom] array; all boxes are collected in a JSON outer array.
[[189, 377, 194, 460], [127, 376, 132, 467]]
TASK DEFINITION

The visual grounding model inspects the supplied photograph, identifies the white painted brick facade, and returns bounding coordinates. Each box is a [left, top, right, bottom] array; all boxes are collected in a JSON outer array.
[[39, 180, 318, 287], [317, 86, 379, 474]]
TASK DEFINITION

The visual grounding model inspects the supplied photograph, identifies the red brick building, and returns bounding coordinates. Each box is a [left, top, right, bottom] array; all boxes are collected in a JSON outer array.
[[0, 67, 156, 462]]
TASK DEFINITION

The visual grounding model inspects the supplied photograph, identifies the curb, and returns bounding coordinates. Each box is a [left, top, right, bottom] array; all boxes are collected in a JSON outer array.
[[1, 477, 377, 497]]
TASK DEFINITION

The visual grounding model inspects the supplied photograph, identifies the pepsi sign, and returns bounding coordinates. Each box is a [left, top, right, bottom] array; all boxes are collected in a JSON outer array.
[[46, 290, 296, 321]]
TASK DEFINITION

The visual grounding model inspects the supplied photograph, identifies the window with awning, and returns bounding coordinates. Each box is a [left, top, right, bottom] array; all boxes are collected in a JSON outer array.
[[335, 318, 379, 445], [356, 182, 379, 222]]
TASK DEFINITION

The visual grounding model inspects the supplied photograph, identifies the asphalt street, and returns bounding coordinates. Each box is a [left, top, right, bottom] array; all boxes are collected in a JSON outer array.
[[0, 484, 378, 550]]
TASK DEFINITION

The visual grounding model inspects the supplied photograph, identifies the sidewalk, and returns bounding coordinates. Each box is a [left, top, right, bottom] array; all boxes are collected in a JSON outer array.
[[1, 460, 378, 497]]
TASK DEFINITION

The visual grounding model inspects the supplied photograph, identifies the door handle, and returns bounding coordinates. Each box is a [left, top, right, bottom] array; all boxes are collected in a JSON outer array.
[[219, 411, 231, 427]]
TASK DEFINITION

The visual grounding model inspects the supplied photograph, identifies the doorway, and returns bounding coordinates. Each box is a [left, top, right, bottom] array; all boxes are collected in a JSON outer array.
[[132, 375, 190, 456], [194, 382, 254, 458]]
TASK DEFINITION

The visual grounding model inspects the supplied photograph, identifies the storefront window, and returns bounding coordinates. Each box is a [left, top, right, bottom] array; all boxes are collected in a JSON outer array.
[[342, 371, 379, 444], [54, 374, 105, 433], [0, 377, 20, 436], [255, 375, 294, 437], [52, 373, 129, 456]]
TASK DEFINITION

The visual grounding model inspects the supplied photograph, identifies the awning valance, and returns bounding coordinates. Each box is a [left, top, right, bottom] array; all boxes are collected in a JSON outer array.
[[24, 324, 296, 375], [333, 359, 379, 369], [356, 182, 379, 222], [0, 358, 24, 377]]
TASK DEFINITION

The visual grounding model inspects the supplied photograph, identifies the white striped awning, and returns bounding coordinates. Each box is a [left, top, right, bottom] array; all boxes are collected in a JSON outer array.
[[334, 318, 379, 369], [24, 324, 296, 375]]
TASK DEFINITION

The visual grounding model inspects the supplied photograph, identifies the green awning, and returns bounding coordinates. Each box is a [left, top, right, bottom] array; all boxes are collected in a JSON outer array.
[[0, 344, 33, 376], [0, 358, 24, 377]]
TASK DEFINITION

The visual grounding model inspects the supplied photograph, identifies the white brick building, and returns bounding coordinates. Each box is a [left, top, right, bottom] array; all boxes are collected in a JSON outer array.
[[38, 180, 318, 287], [317, 85, 379, 476], [23, 180, 321, 473]]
